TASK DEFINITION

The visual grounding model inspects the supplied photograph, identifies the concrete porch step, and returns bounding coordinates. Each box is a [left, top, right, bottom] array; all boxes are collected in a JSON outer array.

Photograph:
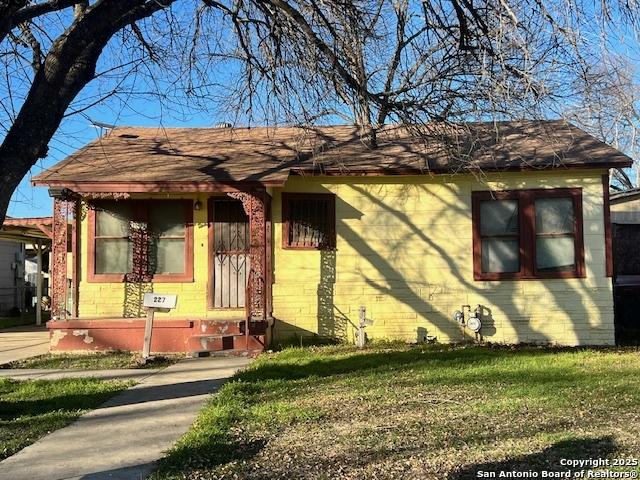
[[193, 333, 247, 338], [197, 320, 268, 336], [190, 349, 262, 358], [190, 332, 266, 354]]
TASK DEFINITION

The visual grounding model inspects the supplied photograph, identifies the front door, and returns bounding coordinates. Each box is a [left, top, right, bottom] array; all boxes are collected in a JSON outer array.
[[210, 199, 250, 309]]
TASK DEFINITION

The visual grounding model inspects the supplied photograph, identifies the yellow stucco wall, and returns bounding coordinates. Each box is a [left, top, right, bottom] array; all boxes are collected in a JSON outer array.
[[74, 170, 614, 346], [271, 170, 614, 346]]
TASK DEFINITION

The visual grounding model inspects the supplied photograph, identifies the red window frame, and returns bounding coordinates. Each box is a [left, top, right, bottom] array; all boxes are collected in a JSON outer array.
[[472, 188, 585, 280], [87, 200, 194, 283], [281, 193, 336, 250]]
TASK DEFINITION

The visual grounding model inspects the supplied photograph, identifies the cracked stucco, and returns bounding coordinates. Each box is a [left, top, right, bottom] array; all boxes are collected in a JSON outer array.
[[50, 330, 68, 347], [72, 329, 94, 344]]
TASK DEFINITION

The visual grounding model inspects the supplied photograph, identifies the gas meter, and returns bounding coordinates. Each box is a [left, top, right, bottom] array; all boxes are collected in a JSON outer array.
[[453, 305, 482, 333]]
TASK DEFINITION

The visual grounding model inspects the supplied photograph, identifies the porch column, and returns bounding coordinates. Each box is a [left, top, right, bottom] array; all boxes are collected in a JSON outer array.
[[50, 191, 76, 321], [36, 240, 43, 326], [227, 190, 268, 320]]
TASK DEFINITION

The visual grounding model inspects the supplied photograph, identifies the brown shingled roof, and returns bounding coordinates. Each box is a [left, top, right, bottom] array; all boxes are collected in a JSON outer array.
[[32, 120, 632, 188]]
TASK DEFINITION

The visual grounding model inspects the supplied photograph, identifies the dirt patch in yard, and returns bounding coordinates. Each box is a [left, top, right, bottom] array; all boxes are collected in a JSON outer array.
[[152, 344, 640, 479]]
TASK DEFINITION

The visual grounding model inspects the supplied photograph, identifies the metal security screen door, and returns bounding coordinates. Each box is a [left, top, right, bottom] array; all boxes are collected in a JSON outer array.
[[211, 199, 250, 308]]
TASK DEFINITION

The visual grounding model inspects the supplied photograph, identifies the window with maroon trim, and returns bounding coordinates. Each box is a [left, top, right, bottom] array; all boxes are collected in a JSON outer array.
[[282, 193, 336, 249], [88, 200, 193, 282], [94, 202, 134, 275], [472, 189, 585, 280]]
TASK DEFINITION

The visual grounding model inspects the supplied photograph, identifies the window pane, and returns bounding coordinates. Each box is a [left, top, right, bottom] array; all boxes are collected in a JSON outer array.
[[535, 197, 574, 234], [149, 202, 185, 237], [536, 237, 575, 272], [150, 238, 185, 274], [288, 198, 331, 247], [95, 239, 132, 274], [480, 200, 519, 235], [96, 203, 132, 236], [481, 238, 520, 273]]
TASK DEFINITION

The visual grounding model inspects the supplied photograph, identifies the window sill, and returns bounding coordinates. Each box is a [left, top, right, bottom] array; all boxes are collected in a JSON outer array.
[[205, 307, 246, 312], [282, 244, 336, 251], [87, 274, 194, 283], [474, 271, 586, 281]]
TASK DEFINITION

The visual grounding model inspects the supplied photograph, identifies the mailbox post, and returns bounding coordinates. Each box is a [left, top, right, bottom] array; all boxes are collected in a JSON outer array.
[[141, 293, 177, 361]]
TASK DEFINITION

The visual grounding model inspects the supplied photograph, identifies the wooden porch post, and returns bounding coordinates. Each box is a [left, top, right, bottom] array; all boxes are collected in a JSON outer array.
[[51, 192, 76, 321], [36, 240, 43, 326], [227, 190, 268, 321]]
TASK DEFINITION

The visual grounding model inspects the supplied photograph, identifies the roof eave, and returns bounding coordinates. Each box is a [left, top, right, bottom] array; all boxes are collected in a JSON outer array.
[[292, 159, 632, 177], [30, 179, 286, 193]]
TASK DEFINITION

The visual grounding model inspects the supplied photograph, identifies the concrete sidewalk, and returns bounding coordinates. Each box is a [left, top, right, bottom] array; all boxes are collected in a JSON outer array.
[[0, 368, 162, 382], [0, 325, 49, 365], [0, 356, 250, 480]]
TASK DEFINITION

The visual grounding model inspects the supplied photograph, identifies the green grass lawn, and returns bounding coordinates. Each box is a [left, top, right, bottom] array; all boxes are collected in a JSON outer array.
[[0, 377, 131, 460], [152, 343, 640, 479], [2, 352, 181, 370]]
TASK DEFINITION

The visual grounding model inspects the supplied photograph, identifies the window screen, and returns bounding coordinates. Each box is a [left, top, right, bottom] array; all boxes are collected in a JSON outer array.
[[148, 202, 187, 274], [95, 202, 133, 274], [534, 197, 576, 272], [479, 199, 520, 273]]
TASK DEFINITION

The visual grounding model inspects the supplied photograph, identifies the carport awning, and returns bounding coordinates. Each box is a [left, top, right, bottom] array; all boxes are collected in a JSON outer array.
[[1, 217, 53, 327], [0, 217, 53, 244]]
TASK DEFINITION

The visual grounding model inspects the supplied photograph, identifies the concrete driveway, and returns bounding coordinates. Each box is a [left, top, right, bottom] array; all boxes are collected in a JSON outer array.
[[0, 325, 49, 365]]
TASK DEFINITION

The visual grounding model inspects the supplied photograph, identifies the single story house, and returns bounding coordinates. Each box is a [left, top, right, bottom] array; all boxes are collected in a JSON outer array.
[[32, 121, 631, 354]]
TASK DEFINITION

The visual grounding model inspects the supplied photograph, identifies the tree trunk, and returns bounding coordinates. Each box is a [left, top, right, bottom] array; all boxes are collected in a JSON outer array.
[[0, 0, 173, 226], [0, 49, 99, 225]]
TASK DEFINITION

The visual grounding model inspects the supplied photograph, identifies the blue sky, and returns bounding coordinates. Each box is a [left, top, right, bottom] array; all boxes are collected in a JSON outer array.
[[5, 2, 640, 219], [5, 3, 233, 218], [7, 102, 225, 218]]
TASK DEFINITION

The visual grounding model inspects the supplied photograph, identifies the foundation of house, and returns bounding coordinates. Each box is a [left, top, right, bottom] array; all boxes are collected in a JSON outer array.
[[47, 319, 267, 355]]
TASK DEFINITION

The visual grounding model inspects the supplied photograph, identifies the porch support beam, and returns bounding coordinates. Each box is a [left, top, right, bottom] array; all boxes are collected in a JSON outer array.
[[227, 190, 268, 321], [36, 240, 43, 326], [50, 190, 77, 321]]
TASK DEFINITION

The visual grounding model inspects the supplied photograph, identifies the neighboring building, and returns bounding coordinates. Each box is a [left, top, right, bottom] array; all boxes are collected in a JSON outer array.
[[0, 218, 53, 323], [611, 188, 640, 224], [32, 121, 631, 354], [0, 240, 25, 315], [609, 188, 640, 345]]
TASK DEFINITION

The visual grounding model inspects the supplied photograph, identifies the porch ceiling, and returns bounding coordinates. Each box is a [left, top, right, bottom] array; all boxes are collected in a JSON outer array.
[[0, 217, 53, 244]]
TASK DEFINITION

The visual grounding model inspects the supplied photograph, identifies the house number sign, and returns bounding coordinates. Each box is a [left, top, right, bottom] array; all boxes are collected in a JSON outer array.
[[140, 293, 178, 361], [143, 293, 178, 310]]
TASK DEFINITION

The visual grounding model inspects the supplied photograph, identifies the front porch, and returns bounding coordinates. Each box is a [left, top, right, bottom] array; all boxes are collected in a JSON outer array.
[[46, 188, 273, 356], [47, 318, 268, 355]]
